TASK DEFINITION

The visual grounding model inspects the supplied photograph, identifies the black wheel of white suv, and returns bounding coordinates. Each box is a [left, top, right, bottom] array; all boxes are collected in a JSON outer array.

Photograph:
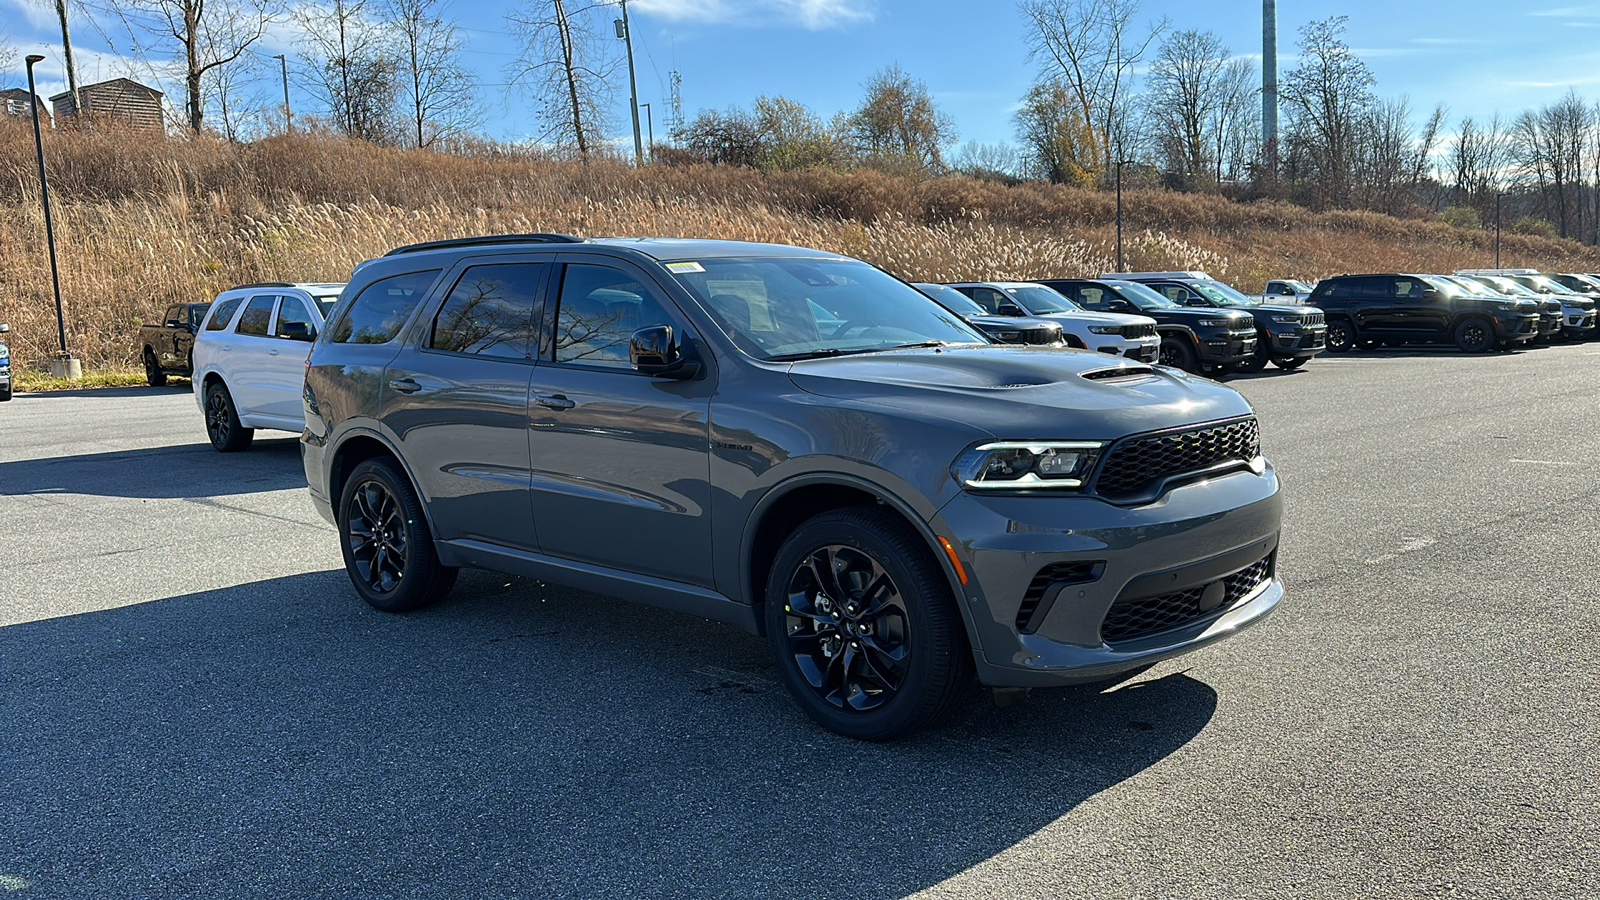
[[765, 507, 972, 741], [204, 382, 253, 452], [337, 458, 458, 613]]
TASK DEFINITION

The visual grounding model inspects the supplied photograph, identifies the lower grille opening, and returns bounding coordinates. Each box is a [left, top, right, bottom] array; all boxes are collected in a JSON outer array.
[[1100, 553, 1273, 644], [1017, 561, 1102, 633]]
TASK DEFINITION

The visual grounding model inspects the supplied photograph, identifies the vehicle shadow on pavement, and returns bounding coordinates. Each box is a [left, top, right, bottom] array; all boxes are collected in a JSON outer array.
[[15, 384, 191, 400], [0, 437, 305, 499], [0, 569, 1216, 899]]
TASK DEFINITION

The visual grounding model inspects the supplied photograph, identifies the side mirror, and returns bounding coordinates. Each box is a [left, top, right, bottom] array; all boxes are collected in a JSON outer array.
[[0, 323, 8, 333], [1107, 299, 1135, 312], [630, 325, 700, 379], [1421, 288, 1440, 299], [1186, 297, 1207, 307], [997, 303, 1026, 317], [280, 321, 315, 342]]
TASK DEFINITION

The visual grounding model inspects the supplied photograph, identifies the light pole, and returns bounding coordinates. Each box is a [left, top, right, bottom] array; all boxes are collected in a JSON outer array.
[[640, 102, 653, 162], [614, 0, 644, 165], [1494, 192, 1501, 268], [25, 53, 78, 379], [273, 54, 291, 132], [1115, 159, 1134, 272]]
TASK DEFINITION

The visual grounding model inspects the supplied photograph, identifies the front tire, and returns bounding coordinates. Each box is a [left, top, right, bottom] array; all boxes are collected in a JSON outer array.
[[1272, 357, 1308, 370], [1325, 318, 1356, 353], [144, 349, 167, 387], [337, 458, 458, 613], [1454, 317, 1495, 353], [1228, 336, 1269, 374], [765, 507, 972, 741], [203, 382, 253, 452], [1158, 335, 1200, 373]]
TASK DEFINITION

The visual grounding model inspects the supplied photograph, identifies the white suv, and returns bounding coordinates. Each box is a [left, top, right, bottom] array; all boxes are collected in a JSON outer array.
[[945, 282, 1160, 362], [193, 282, 345, 451]]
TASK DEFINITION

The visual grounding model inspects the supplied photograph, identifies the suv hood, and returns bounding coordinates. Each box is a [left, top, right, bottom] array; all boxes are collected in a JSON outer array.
[[1034, 310, 1156, 326], [786, 345, 1252, 439], [1243, 303, 1308, 315], [1151, 307, 1253, 324]]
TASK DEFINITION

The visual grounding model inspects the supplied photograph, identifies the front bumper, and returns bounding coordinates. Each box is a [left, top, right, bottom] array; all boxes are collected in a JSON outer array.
[[936, 464, 1283, 688], [1563, 310, 1596, 334], [1195, 328, 1258, 364], [1494, 313, 1539, 342], [1090, 334, 1159, 363], [1267, 324, 1326, 360], [1538, 313, 1562, 338]]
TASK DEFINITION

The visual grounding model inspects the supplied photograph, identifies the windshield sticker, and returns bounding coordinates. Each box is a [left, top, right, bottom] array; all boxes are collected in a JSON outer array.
[[666, 261, 705, 274]]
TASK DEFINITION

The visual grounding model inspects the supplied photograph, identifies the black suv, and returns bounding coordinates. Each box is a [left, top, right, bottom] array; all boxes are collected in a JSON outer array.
[[301, 235, 1285, 740], [1307, 274, 1539, 352], [1104, 272, 1327, 370], [912, 283, 1064, 346], [1035, 278, 1258, 373]]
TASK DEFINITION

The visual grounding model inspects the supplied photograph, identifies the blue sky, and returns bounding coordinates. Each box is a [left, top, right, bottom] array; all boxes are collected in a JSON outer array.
[[2, 0, 1597, 150]]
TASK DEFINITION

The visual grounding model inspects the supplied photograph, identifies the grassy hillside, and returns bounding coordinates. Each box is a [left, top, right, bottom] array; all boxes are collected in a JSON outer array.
[[4, 121, 1599, 369]]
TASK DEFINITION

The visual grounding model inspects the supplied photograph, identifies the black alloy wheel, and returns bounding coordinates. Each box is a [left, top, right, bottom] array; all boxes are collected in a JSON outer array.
[[1229, 338, 1269, 374], [337, 458, 457, 612], [1454, 317, 1495, 353], [1325, 319, 1356, 353], [1272, 357, 1308, 370], [204, 382, 253, 452], [144, 349, 167, 387], [1158, 336, 1199, 372], [1357, 338, 1384, 350], [765, 507, 971, 741]]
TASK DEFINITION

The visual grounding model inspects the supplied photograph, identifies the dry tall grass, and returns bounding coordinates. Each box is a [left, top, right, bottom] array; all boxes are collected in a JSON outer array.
[[4, 121, 1599, 369]]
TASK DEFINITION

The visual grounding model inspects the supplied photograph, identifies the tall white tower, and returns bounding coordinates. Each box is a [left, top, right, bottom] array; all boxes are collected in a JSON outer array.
[[1263, 0, 1278, 171]]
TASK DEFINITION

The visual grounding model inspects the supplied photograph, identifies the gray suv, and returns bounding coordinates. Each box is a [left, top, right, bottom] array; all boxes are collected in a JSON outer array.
[[301, 235, 1285, 740]]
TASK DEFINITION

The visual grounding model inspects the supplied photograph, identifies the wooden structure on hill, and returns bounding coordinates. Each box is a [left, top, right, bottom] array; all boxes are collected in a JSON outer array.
[[50, 78, 164, 130], [1, 88, 46, 119]]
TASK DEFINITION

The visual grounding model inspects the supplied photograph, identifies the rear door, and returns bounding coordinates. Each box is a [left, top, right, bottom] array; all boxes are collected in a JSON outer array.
[[524, 254, 714, 586], [380, 258, 544, 551], [226, 295, 282, 418]]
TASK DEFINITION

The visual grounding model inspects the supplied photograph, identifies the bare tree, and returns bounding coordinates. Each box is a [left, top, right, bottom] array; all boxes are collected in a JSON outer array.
[[1512, 91, 1591, 239], [953, 141, 1022, 179], [1279, 16, 1375, 209], [1209, 58, 1258, 185], [1144, 28, 1234, 188], [388, 0, 482, 149], [1451, 113, 1510, 222], [846, 64, 956, 171], [506, 0, 616, 159], [298, 0, 401, 142], [1019, 0, 1166, 179], [123, 0, 276, 133], [677, 107, 761, 167], [1357, 96, 1413, 214], [204, 47, 269, 140], [751, 95, 843, 170]]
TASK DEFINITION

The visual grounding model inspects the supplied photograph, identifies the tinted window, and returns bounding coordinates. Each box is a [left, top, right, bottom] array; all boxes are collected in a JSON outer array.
[[205, 296, 244, 331], [330, 270, 440, 344], [966, 287, 1006, 314], [235, 296, 277, 336], [163, 305, 182, 326], [431, 263, 543, 359], [274, 296, 316, 338], [914, 283, 986, 317], [188, 305, 209, 329], [553, 264, 674, 369]]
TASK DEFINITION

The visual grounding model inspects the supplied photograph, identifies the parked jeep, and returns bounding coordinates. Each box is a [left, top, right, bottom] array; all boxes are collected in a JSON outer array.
[[912, 282, 1065, 346], [1307, 274, 1539, 353], [138, 302, 211, 386], [301, 234, 1285, 741], [1033, 278, 1259, 374], [1104, 271, 1326, 371], [1451, 273, 1563, 342]]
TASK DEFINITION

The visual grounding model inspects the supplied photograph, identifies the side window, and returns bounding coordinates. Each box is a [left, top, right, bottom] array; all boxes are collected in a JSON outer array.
[[1152, 283, 1191, 303], [273, 296, 317, 338], [189, 305, 208, 329], [1075, 287, 1107, 310], [329, 270, 441, 344], [163, 305, 182, 326], [968, 288, 1004, 314], [1310, 281, 1333, 300], [430, 263, 543, 360], [552, 264, 675, 370], [205, 296, 244, 331], [235, 296, 277, 337], [1391, 279, 1417, 298]]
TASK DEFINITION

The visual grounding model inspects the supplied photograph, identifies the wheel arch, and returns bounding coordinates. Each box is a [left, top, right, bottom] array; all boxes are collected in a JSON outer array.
[[326, 431, 431, 529]]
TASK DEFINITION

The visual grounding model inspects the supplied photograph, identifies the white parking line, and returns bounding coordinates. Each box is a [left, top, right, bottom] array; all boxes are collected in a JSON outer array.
[[1365, 537, 1436, 565]]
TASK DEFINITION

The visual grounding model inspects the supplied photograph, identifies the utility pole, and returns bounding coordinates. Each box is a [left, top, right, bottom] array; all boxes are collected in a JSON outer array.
[[25, 54, 78, 379], [273, 54, 292, 132], [1262, 0, 1278, 175], [640, 102, 653, 161], [615, 0, 644, 165], [1495, 193, 1502, 268], [1116, 159, 1131, 271], [55, 0, 82, 115]]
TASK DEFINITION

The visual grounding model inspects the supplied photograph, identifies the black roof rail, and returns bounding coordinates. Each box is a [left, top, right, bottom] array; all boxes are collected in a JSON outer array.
[[382, 233, 584, 257], [228, 281, 295, 290]]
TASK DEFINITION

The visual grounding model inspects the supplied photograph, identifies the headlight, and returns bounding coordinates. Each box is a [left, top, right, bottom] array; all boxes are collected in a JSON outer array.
[[1086, 325, 1122, 335], [1494, 302, 1518, 312], [1199, 318, 1238, 327], [1270, 315, 1303, 323], [952, 441, 1105, 490]]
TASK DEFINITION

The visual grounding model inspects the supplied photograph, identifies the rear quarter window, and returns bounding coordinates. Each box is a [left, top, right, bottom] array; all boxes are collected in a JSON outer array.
[[329, 270, 441, 344], [204, 296, 245, 331]]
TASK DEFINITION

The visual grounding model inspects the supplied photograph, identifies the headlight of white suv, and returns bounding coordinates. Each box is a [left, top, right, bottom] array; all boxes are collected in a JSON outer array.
[[1086, 325, 1124, 335], [952, 441, 1105, 490]]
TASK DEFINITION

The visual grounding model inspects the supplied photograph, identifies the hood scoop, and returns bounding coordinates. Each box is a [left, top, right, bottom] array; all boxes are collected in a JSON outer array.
[[1079, 364, 1158, 383]]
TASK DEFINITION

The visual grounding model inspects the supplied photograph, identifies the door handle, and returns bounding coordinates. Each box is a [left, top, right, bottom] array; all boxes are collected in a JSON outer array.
[[535, 393, 575, 410], [220, 345, 232, 351], [268, 348, 280, 355], [388, 378, 422, 394]]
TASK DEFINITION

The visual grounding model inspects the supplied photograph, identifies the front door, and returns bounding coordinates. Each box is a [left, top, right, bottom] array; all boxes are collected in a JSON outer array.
[[526, 256, 714, 586], [382, 260, 545, 552]]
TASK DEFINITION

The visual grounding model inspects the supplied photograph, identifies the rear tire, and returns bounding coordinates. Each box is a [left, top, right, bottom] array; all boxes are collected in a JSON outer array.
[[203, 382, 253, 452], [1453, 317, 1495, 353], [337, 458, 458, 613], [764, 507, 972, 741], [144, 349, 167, 387], [1325, 318, 1356, 353]]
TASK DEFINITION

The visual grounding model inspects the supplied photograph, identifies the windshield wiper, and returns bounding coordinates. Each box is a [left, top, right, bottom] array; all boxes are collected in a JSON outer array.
[[884, 340, 949, 350], [766, 341, 950, 362]]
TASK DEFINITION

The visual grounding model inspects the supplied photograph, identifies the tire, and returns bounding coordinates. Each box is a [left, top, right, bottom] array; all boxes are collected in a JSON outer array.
[[1453, 317, 1495, 353], [337, 458, 459, 613], [1228, 336, 1269, 374], [144, 349, 167, 387], [1325, 318, 1356, 353], [1158, 335, 1200, 373], [1272, 357, 1308, 370], [203, 381, 254, 452], [1063, 334, 1087, 350], [1357, 338, 1383, 350], [0, 384, 10, 402], [764, 506, 972, 741]]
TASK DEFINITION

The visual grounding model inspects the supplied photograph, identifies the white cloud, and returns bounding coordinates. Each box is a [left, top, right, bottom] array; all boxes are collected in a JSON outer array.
[[631, 0, 875, 30], [1527, 5, 1600, 15]]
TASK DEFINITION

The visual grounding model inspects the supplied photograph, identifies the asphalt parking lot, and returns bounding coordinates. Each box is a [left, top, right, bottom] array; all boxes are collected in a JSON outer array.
[[1, 346, 1596, 899]]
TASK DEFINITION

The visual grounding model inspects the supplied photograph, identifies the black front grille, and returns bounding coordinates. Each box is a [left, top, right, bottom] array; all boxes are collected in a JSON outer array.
[[1101, 554, 1273, 643], [1093, 417, 1260, 502], [1020, 328, 1062, 346], [1122, 322, 1157, 339], [1016, 562, 1100, 633]]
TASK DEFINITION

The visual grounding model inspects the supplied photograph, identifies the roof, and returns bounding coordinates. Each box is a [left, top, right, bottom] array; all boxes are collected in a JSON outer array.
[[584, 238, 848, 261], [49, 77, 164, 102]]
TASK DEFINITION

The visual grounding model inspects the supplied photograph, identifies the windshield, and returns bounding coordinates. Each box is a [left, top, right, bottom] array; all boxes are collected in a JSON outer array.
[[1516, 274, 1572, 295], [1105, 280, 1178, 309], [914, 283, 987, 317], [1422, 276, 1472, 298], [1281, 280, 1314, 293], [1004, 285, 1081, 314], [1468, 275, 1536, 297], [1553, 273, 1600, 294], [312, 295, 341, 318], [669, 257, 985, 360], [1191, 280, 1256, 307]]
